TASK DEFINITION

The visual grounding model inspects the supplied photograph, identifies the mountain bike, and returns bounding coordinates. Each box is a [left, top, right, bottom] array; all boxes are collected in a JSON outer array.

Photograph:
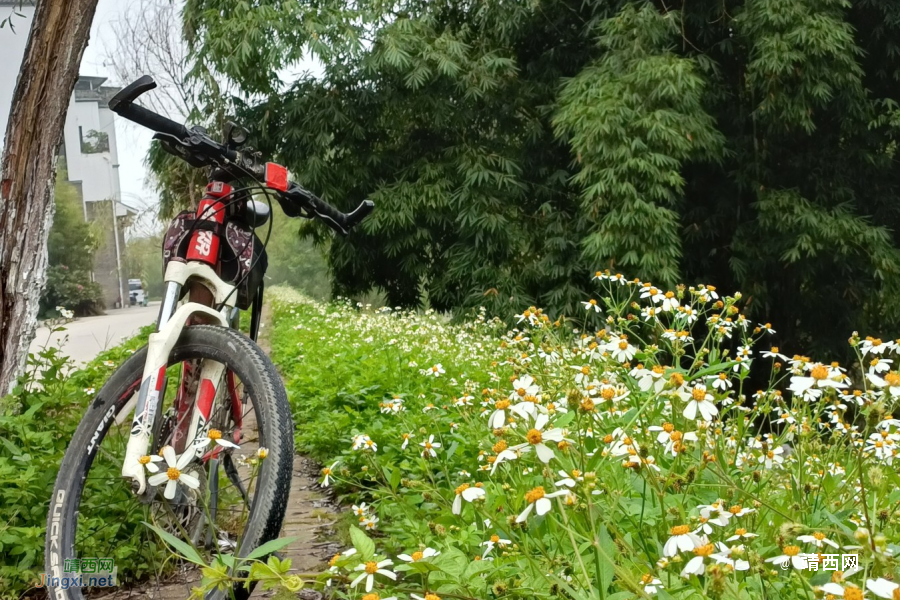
[[44, 75, 373, 600]]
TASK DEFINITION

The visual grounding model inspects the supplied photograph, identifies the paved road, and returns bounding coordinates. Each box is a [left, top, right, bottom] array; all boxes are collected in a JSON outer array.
[[29, 302, 160, 366]]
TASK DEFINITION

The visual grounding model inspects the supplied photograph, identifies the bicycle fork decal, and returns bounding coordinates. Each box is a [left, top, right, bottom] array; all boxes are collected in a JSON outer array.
[[129, 365, 166, 438], [187, 359, 227, 457]]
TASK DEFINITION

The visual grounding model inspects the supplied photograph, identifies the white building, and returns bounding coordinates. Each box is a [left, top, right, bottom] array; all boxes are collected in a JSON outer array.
[[1, 0, 135, 308]]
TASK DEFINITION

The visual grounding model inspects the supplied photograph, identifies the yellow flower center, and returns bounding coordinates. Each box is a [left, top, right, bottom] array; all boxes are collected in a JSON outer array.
[[670, 372, 685, 386], [603, 434, 614, 444], [601, 387, 616, 401], [166, 467, 180, 481], [322, 468, 332, 475], [491, 535, 500, 543], [526, 429, 543, 444], [670, 525, 690, 536], [495, 399, 510, 410], [581, 397, 595, 412], [516, 387, 526, 397], [885, 371, 900, 387], [329, 553, 341, 567], [691, 386, 707, 402], [642, 573, 653, 584], [425, 595, 440, 600], [571, 469, 581, 478], [257, 448, 268, 459], [735, 528, 747, 536], [362, 594, 380, 600], [581, 365, 591, 375], [524, 486, 546, 503], [694, 544, 715, 557], [138, 455, 151, 465], [455, 483, 470, 495], [844, 588, 863, 600], [617, 341, 628, 351], [813, 532, 826, 541], [783, 545, 800, 557], [493, 440, 508, 453], [208, 429, 222, 440], [811, 365, 829, 380], [662, 422, 674, 433], [589, 299, 597, 305], [364, 561, 379, 574], [669, 431, 683, 443], [411, 551, 424, 562], [729, 505, 742, 515]]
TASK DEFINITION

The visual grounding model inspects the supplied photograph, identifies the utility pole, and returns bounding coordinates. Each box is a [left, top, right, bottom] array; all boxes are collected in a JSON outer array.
[[102, 156, 125, 308]]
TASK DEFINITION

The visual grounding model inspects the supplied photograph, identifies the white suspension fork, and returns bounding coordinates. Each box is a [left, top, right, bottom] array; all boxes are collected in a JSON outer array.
[[119, 262, 237, 493]]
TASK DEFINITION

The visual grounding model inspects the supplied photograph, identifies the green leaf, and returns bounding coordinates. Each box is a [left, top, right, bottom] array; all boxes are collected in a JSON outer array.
[[349, 526, 375, 560], [142, 522, 205, 565], [244, 536, 298, 560], [598, 525, 616, 592]]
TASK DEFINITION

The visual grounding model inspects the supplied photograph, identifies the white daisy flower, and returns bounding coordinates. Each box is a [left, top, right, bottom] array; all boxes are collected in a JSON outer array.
[[452, 483, 485, 514], [398, 547, 440, 563], [797, 532, 840, 549], [765, 545, 808, 569], [320, 461, 338, 487], [147, 446, 200, 500], [582, 299, 601, 313], [419, 434, 442, 458], [350, 558, 396, 592], [663, 525, 704, 557], [138, 453, 165, 473], [505, 413, 565, 464], [426, 364, 446, 377], [681, 384, 719, 422], [867, 578, 900, 598], [480, 534, 512, 559], [195, 428, 240, 450], [710, 542, 750, 571], [820, 583, 866, 599], [681, 543, 716, 576], [515, 486, 571, 522]]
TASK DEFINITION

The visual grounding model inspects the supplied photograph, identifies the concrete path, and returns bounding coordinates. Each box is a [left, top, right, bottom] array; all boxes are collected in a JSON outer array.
[[28, 302, 160, 366]]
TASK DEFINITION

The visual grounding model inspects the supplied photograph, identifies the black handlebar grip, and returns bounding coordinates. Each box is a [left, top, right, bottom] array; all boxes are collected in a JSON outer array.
[[108, 76, 189, 141], [108, 75, 156, 112], [344, 200, 375, 230], [305, 197, 373, 236], [307, 196, 351, 235]]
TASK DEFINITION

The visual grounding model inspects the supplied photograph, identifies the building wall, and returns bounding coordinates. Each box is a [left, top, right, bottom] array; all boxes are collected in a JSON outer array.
[[62, 96, 121, 205], [0, 2, 35, 145], [86, 200, 128, 308]]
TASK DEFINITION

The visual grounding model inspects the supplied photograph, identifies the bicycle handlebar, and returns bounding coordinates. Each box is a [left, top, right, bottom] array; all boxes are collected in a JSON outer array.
[[108, 75, 372, 235]]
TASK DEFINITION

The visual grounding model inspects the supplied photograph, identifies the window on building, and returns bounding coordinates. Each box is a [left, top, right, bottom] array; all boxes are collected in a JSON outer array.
[[78, 127, 109, 154]]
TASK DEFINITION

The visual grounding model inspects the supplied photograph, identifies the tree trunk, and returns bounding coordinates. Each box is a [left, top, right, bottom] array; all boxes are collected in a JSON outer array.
[[0, 0, 100, 394]]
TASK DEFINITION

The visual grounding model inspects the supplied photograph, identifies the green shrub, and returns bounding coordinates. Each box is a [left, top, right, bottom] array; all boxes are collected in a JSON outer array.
[[0, 327, 151, 598]]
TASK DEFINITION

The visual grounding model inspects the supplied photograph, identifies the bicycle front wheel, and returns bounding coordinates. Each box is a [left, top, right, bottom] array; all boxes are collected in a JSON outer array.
[[45, 325, 294, 600]]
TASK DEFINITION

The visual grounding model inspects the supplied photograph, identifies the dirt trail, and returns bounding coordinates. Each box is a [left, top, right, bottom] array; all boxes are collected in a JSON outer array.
[[251, 312, 342, 593]]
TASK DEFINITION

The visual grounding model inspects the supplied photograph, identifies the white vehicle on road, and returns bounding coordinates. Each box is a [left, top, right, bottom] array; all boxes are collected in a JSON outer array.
[[128, 279, 146, 306]]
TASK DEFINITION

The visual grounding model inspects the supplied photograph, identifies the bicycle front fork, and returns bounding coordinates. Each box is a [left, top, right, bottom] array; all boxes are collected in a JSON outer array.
[[119, 265, 236, 493]]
